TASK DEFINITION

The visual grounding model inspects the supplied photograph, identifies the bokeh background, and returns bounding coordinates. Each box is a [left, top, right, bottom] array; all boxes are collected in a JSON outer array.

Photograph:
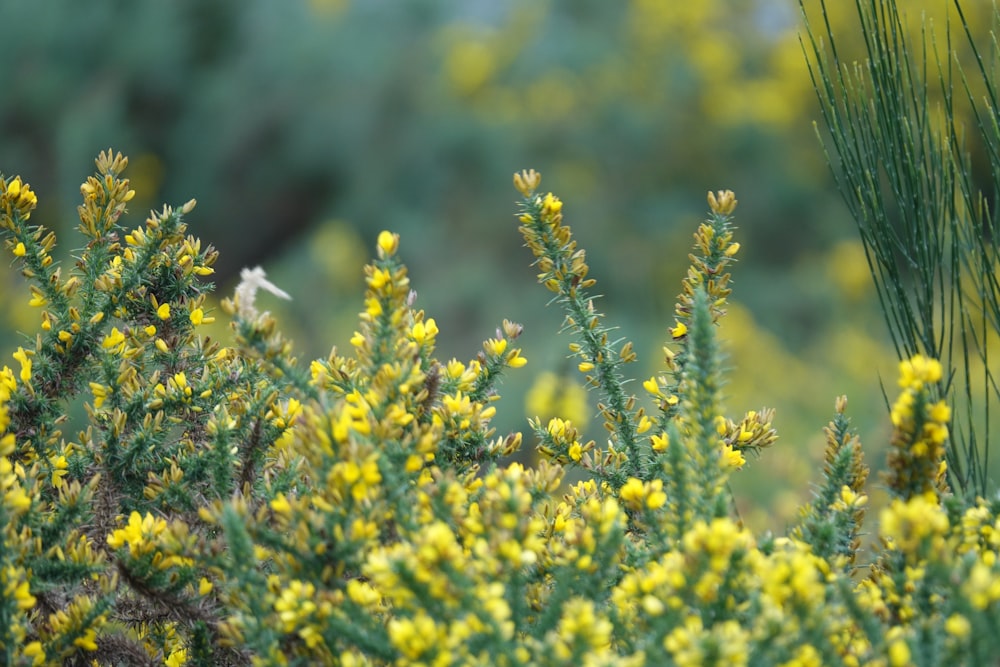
[[2, 0, 990, 532]]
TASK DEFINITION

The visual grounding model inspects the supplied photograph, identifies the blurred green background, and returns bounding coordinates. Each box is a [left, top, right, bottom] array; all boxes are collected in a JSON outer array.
[[2, 0, 989, 531]]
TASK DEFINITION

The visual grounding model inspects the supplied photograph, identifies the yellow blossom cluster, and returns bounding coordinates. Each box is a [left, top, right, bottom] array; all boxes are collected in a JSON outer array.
[[4, 156, 1000, 665], [885, 355, 950, 499], [0, 176, 38, 222]]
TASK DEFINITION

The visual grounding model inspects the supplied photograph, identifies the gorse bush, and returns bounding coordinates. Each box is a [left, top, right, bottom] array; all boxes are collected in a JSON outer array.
[[3, 154, 1000, 666]]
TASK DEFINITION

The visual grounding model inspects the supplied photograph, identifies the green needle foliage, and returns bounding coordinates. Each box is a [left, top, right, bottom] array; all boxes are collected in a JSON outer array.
[[7, 154, 1000, 664], [801, 0, 1000, 496]]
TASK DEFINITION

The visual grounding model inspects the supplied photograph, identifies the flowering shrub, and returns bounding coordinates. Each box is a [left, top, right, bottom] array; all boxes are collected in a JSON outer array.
[[2, 153, 1000, 665]]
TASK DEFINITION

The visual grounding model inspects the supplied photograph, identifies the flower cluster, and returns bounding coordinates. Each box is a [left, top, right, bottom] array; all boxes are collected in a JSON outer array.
[[2, 156, 1000, 665], [885, 355, 950, 499]]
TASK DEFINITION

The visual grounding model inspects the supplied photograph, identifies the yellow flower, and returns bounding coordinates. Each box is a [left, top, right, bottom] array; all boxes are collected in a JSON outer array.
[[619, 477, 646, 511], [929, 400, 950, 423], [888, 639, 910, 667], [364, 297, 382, 318], [541, 192, 563, 217], [388, 612, 438, 660], [13, 580, 36, 610], [22, 642, 44, 666], [102, 327, 126, 353], [347, 579, 381, 608], [411, 319, 439, 345], [48, 454, 69, 488], [12, 347, 31, 383], [646, 480, 666, 510], [157, 303, 171, 320], [506, 348, 527, 368], [3, 176, 37, 216], [165, 648, 188, 667], [189, 307, 205, 325], [484, 337, 507, 356], [722, 444, 746, 469], [73, 628, 99, 652], [945, 613, 971, 638], [270, 493, 292, 514], [107, 511, 168, 557], [368, 267, 391, 291], [880, 494, 949, 555], [12, 241, 25, 256], [898, 354, 942, 389], [377, 230, 399, 256], [636, 415, 652, 434]]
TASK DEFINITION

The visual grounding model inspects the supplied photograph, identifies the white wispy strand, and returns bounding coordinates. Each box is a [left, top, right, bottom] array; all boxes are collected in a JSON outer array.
[[234, 266, 291, 318]]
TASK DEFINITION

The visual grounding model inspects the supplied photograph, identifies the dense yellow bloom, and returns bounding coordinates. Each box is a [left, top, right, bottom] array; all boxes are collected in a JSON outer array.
[[541, 192, 563, 217], [275, 580, 319, 636], [1, 456, 31, 512], [107, 511, 168, 557], [880, 493, 949, 556], [758, 543, 826, 610], [898, 355, 942, 389], [368, 267, 392, 291], [10, 157, 1000, 665], [683, 518, 753, 574], [666, 616, 750, 667], [484, 337, 507, 356], [1, 176, 38, 221], [553, 598, 613, 659], [388, 611, 440, 660], [963, 560, 1000, 610], [331, 457, 382, 502], [619, 477, 666, 511], [885, 355, 950, 499], [411, 318, 439, 345]]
